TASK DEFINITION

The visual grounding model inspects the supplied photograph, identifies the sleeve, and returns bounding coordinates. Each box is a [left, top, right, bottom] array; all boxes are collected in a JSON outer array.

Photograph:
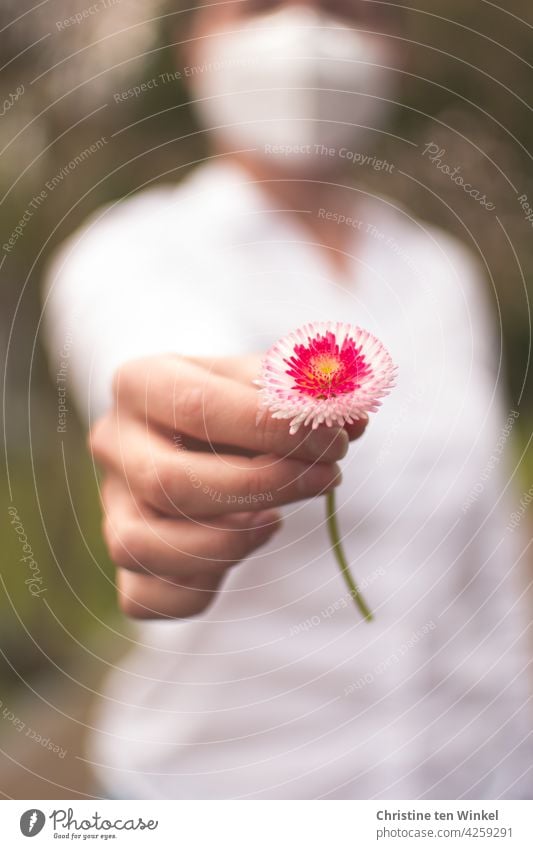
[[409, 226, 509, 476], [399, 228, 533, 797], [431, 232, 532, 782], [386, 221, 530, 632], [41, 189, 177, 426]]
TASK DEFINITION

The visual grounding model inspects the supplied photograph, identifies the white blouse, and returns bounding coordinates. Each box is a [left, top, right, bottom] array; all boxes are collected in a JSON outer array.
[[43, 160, 532, 799]]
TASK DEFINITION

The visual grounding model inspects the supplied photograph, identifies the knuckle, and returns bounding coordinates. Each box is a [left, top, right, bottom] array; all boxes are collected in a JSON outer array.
[[103, 516, 142, 570], [99, 476, 114, 509], [256, 414, 297, 459], [255, 411, 278, 453], [174, 453, 201, 501], [112, 358, 146, 399], [116, 575, 147, 619], [117, 570, 215, 620], [177, 384, 206, 433], [155, 458, 177, 501], [141, 459, 177, 513], [88, 417, 108, 460], [118, 596, 163, 620], [118, 596, 143, 619], [244, 463, 265, 501], [111, 362, 131, 401]]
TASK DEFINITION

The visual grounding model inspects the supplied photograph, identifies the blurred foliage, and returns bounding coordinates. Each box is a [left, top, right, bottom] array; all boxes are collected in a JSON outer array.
[[1, 0, 532, 690]]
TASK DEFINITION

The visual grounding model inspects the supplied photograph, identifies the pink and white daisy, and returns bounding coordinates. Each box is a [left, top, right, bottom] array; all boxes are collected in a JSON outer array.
[[256, 321, 397, 435]]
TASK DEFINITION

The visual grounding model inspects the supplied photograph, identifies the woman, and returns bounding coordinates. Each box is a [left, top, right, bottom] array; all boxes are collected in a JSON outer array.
[[43, 0, 531, 799]]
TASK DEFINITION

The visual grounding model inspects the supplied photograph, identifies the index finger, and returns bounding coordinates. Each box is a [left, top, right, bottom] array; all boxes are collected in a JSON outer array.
[[115, 355, 365, 463]]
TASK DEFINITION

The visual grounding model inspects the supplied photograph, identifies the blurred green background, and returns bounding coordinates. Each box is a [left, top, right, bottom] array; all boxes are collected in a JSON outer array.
[[1, 0, 532, 796]]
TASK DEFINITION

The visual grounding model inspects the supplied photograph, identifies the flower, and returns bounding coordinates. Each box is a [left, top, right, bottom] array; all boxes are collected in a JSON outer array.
[[256, 321, 397, 435], [255, 322, 397, 622]]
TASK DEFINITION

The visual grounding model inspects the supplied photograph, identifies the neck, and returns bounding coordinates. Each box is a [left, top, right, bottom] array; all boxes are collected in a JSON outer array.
[[227, 151, 360, 277]]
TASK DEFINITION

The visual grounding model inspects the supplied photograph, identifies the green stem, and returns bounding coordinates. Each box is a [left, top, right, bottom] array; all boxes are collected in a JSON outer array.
[[325, 490, 373, 622]]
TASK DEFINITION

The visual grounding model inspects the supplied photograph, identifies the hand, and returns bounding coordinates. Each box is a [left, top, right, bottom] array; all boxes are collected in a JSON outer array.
[[89, 354, 367, 619]]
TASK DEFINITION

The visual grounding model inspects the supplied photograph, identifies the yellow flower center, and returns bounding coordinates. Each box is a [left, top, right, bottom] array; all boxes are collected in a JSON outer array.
[[312, 354, 341, 380]]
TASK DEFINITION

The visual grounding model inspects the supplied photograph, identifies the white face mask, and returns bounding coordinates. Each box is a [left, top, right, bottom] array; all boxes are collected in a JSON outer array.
[[191, 6, 396, 171]]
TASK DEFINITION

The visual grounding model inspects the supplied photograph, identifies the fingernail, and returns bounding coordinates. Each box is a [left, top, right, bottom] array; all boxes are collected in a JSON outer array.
[[307, 427, 349, 461], [298, 463, 342, 496]]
